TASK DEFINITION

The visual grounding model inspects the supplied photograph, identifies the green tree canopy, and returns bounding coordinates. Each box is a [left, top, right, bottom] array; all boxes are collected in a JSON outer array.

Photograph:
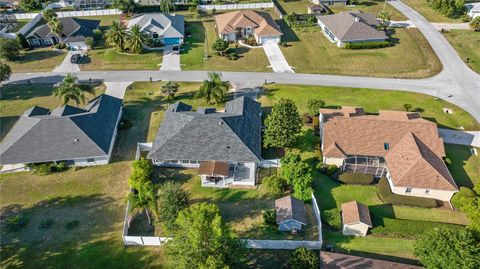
[[105, 21, 128, 51], [263, 98, 302, 148], [195, 72, 229, 104], [213, 39, 229, 56], [127, 24, 150, 54], [454, 183, 480, 234], [0, 38, 21, 61], [19, 0, 41, 11], [306, 99, 326, 116], [161, 81, 180, 101], [52, 74, 95, 107], [414, 227, 480, 269], [0, 62, 12, 83], [128, 180, 158, 225], [377, 10, 392, 30], [471, 17, 480, 31], [281, 153, 313, 201], [289, 247, 320, 269], [42, 8, 58, 22], [113, 0, 137, 13], [128, 158, 153, 190], [158, 181, 190, 231], [160, 0, 175, 14], [165, 203, 245, 269]]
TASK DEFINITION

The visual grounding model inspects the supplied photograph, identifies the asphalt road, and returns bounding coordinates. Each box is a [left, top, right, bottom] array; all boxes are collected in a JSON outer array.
[[4, 0, 480, 122]]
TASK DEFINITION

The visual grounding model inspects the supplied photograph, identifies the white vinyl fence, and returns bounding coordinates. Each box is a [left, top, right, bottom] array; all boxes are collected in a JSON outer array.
[[311, 192, 323, 243], [13, 8, 121, 20], [199, 2, 273, 11], [245, 239, 322, 249]]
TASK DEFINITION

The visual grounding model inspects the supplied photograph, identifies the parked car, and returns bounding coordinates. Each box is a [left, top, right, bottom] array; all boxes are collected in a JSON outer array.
[[70, 54, 81, 64]]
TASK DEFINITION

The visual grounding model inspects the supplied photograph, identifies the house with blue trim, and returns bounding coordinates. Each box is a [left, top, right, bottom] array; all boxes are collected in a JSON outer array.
[[127, 13, 184, 46]]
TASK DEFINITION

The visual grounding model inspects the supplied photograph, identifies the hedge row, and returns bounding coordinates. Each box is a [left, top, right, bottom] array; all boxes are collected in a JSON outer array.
[[377, 178, 438, 208], [337, 172, 374, 185], [345, 41, 391, 50]]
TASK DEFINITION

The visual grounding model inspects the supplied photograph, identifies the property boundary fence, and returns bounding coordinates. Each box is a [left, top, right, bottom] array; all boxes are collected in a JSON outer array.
[[245, 239, 322, 249], [13, 8, 121, 20], [199, 2, 273, 11], [272, 0, 284, 18]]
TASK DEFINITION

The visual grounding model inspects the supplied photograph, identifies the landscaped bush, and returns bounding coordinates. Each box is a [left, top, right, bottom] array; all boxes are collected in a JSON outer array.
[[377, 178, 438, 208], [244, 37, 258, 46], [285, 13, 317, 28], [263, 209, 277, 226], [92, 29, 103, 41], [345, 41, 391, 50], [430, 0, 465, 18], [5, 214, 29, 233], [337, 172, 374, 185], [451, 187, 476, 209], [326, 165, 338, 176], [262, 175, 287, 197], [321, 208, 341, 230], [54, 43, 67, 50], [306, 99, 326, 116], [228, 51, 238, 60], [302, 113, 312, 124], [27, 162, 68, 175]]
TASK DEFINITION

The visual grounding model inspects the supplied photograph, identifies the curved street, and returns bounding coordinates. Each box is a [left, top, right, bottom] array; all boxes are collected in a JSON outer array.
[[6, 0, 480, 121]]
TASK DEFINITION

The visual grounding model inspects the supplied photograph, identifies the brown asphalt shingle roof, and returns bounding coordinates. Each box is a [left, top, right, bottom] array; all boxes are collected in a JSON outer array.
[[275, 195, 307, 224], [198, 161, 229, 177], [317, 11, 388, 42], [341, 201, 372, 227], [215, 10, 282, 37]]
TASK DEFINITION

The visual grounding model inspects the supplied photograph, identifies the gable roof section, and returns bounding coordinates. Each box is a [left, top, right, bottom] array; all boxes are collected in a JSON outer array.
[[147, 96, 262, 163], [341, 201, 372, 227], [275, 195, 307, 225], [0, 94, 122, 165], [127, 13, 184, 38], [26, 17, 99, 42], [317, 11, 387, 42], [215, 10, 282, 37]]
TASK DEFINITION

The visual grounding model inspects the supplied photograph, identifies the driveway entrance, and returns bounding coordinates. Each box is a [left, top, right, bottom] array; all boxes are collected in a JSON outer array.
[[160, 45, 181, 71], [262, 43, 294, 73]]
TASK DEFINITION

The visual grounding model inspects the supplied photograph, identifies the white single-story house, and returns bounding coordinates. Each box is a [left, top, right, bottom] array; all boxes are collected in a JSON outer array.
[[275, 195, 307, 232], [341, 201, 372, 236], [127, 13, 184, 46], [466, 2, 480, 19]]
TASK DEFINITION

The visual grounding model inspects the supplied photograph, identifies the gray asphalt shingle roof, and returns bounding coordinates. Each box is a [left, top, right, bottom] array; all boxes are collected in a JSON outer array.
[[127, 13, 184, 38], [275, 195, 307, 224], [147, 96, 262, 163], [26, 18, 100, 43], [0, 94, 122, 165]]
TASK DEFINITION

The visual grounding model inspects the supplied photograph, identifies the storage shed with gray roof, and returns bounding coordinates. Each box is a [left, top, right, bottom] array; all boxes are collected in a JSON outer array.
[[0, 94, 123, 167]]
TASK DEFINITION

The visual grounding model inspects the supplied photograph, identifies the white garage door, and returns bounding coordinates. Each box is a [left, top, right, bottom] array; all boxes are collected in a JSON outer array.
[[261, 37, 279, 44]]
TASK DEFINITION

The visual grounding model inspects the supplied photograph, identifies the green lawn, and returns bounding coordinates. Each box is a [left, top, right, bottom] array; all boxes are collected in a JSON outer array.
[[279, 26, 442, 78], [402, 0, 464, 22], [445, 144, 480, 188], [328, 0, 407, 20], [79, 14, 121, 29], [79, 48, 163, 71], [275, 0, 313, 14], [181, 20, 271, 72], [442, 30, 480, 74], [259, 84, 480, 130], [6, 48, 67, 73]]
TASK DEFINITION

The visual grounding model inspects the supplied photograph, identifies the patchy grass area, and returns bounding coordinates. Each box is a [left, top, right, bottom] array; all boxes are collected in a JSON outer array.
[[6, 48, 67, 73], [445, 144, 480, 188], [442, 30, 480, 74], [181, 20, 270, 71], [279, 27, 442, 78], [275, 0, 313, 14], [328, 0, 407, 20], [79, 14, 121, 28], [402, 0, 463, 22], [259, 84, 480, 130], [79, 48, 163, 71], [246, 249, 293, 269]]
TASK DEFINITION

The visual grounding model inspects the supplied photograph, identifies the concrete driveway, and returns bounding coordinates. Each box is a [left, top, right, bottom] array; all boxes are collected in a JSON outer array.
[[262, 43, 294, 73], [160, 45, 181, 71], [52, 51, 81, 73]]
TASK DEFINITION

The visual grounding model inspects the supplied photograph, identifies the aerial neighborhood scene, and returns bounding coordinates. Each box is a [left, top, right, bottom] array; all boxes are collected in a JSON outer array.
[[0, 0, 479, 266]]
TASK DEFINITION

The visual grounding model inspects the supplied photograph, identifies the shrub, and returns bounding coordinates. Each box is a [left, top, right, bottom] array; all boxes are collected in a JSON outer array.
[[5, 214, 29, 233], [262, 175, 287, 197], [302, 113, 312, 124], [345, 41, 391, 50], [119, 118, 133, 130], [244, 36, 258, 46], [0, 38, 21, 61], [158, 181, 190, 231], [321, 208, 341, 230], [54, 43, 67, 50], [263, 209, 277, 226], [306, 99, 326, 116], [65, 220, 80, 230], [377, 178, 438, 208], [337, 172, 374, 185], [38, 218, 55, 230], [289, 247, 320, 269], [27, 162, 54, 175], [93, 29, 103, 41], [228, 51, 238, 60], [451, 187, 476, 209], [312, 117, 319, 129], [280, 41, 288, 47], [326, 165, 338, 176]]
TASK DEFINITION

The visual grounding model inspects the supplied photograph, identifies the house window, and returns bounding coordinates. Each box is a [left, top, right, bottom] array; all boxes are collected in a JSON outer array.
[[181, 160, 189, 164], [170, 160, 178, 164], [425, 189, 430, 194], [152, 33, 159, 39], [87, 158, 95, 163], [405, 187, 412, 193], [384, 143, 390, 150]]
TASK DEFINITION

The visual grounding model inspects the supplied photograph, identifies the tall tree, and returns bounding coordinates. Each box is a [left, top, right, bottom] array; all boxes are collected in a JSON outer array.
[[104, 21, 128, 51], [112, 0, 137, 13], [0, 62, 12, 83], [157, 182, 190, 231], [161, 81, 180, 101], [414, 227, 480, 269], [377, 10, 392, 30], [126, 24, 149, 54], [42, 8, 58, 22], [195, 72, 229, 104], [263, 98, 302, 148], [48, 18, 63, 43], [19, 0, 41, 11], [471, 16, 480, 32], [289, 247, 320, 269], [52, 74, 95, 107], [0, 39, 21, 61], [281, 153, 313, 201], [128, 158, 153, 191], [165, 203, 245, 269], [213, 39, 229, 56], [160, 0, 175, 14], [128, 180, 158, 225]]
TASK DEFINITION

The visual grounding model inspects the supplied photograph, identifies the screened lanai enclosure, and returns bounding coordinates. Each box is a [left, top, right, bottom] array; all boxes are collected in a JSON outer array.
[[73, 0, 109, 10], [342, 155, 387, 178]]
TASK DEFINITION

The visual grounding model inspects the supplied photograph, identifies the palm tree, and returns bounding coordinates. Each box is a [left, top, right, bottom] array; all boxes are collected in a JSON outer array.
[[53, 74, 95, 107], [471, 17, 480, 32], [49, 18, 63, 43], [161, 81, 180, 101], [126, 24, 150, 54], [128, 181, 158, 225], [195, 72, 229, 104], [160, 0, 175, 14], [377, 10, 392, 31], [104, 21, 128, 51]]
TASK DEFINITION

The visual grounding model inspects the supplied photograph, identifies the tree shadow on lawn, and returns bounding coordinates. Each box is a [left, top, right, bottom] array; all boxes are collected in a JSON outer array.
[[0, 83, 55, 101], [368, 204, 396, 219], [276, 19, 300, 43], [152, 167, 194, 185], [15, 49, 64, 64], [445, 144, 477, 188]]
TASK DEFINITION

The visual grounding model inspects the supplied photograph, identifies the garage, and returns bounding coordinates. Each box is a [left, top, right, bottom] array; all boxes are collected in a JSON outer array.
[[163, 37, 181, 45], [260, 36, 280, 44]]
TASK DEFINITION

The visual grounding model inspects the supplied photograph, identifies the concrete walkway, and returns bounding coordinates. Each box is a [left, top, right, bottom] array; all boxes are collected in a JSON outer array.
[[262, 43, 294, 73], [104, 81, 132, 99], [432, 23, 471, 30], [439, 128, 480, 147], [52, 51, 80, 73], [160, 45, 181, 71]]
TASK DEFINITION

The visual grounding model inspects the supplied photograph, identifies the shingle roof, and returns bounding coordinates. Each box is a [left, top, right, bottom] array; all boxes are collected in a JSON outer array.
[[127, 13, 184, 38], [317, 11, 387, 42], [26, 18, 99, 42], [275, 195, 307, 224], [321, 252, 424, 269], [215, 10, 282, 37], [198, 161, 229, 177], [0, 94, 122, 165], [341, 201, 372, 227], [147, 96, 262, 163]]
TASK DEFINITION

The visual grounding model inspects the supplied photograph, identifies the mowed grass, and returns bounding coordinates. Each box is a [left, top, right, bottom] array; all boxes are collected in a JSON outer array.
[[259, 84, 480, 130], [275, 0, 313, 14], [402, 0, 464, 22], [79, 48, 163, 71], [181, 20, 271, 72], [328, 0, 407, 20], [445, 144, 480, 188], [279, 27, 442, 78], [6, 48, 67, 73], [443, 30, 480, 74]]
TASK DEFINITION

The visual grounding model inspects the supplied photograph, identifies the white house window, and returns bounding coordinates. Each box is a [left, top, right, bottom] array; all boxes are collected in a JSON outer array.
[[152, 33, 159, 39], [405, 188, 412, 193], [181, 160, 189, 164], [425, 189, 430, 194], [87, 158, 95, 163]]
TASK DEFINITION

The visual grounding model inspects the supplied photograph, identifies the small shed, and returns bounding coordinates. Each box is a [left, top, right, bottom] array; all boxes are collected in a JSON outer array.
[[308, 3, 328, 14], [275, 195, 307, 232], [341, 201, 372, 236]]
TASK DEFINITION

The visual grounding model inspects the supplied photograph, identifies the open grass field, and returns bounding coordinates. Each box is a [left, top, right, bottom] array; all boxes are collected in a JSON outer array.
[[327, 0, 407, 20], [279, 26, 442, 78], [402, 0, 464, 22], [442, 30, 480, 74], [259, 84, 480, 130], [275, 0, 313, 14], [79, 48, 163, 71], [6, 48, 67, 73], [181, 20, 271, 72]]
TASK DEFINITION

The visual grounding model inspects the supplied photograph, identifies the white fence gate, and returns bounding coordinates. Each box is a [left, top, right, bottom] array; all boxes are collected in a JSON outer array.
[[199, 2, 273, 11]]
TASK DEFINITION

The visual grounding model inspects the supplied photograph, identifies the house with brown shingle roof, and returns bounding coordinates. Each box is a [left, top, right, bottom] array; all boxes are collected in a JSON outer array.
[[214, 10, 283, 44], [316, 11, 388, 47], [341, 201, 372, 236], [319, 107, 458, 202]]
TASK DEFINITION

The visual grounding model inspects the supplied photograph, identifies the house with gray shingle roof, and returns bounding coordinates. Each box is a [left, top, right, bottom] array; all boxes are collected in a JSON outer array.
[[147, 96, 262, 188], [317, 11, 388, 47], [275, 195, 307, 232], [127, 13, 184, 46], [0, 94, 123, 170]]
